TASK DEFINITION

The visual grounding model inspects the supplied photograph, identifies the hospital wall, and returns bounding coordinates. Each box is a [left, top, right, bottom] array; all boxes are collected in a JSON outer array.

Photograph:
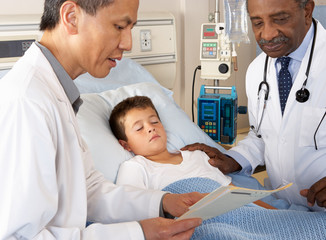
[[138, 0, 255, 130], [1, 0, 325, 130]]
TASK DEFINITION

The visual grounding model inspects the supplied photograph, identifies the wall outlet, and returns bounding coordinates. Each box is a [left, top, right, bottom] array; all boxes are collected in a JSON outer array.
[[140, 29, 152, 51]]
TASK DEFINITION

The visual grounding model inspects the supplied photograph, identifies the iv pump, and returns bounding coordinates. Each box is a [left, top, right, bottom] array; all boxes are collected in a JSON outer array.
[[196, 0, 247, 145]]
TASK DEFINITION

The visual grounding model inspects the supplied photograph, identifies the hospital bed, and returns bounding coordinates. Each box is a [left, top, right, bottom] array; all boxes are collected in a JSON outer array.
[[75, 58, 326, 239], [75, 58, 290, 204]]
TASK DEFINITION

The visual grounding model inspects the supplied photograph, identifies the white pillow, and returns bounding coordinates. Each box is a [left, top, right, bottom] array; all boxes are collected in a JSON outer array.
[[77, 82, 226, 182], [74, 58, 162, 93]]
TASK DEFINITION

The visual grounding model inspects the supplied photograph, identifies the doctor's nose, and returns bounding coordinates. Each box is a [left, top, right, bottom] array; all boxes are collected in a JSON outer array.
[[119, 29, 132, 51], [260, 23, 279, 42]]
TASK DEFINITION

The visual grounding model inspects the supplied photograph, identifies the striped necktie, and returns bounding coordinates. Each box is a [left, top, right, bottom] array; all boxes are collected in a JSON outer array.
[[277, 57, 292, 115]]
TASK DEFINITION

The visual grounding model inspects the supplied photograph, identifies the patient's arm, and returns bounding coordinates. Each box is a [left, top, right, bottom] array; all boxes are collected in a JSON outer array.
[[116, 160, 148, 188]]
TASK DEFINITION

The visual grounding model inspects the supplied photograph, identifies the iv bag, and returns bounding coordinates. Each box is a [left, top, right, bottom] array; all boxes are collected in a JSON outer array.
[[224, 0, 250, 44]]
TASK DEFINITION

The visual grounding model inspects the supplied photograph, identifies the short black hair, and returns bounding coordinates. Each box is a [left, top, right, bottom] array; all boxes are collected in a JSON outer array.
[[40, 0, 114, 30], [109, 96, 160, 141], [295, 0, 310, 8]]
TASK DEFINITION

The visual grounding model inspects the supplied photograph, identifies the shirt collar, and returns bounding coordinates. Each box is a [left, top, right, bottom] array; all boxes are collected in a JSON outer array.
[[35, 42, 82, 113], [288, 22, 315, 62]]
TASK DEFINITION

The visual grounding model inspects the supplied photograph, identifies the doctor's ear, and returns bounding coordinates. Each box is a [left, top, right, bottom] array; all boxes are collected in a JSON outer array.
[[60, 1, 79, 35], [118, 140, 132, 152], [304, 0, 315, 24]]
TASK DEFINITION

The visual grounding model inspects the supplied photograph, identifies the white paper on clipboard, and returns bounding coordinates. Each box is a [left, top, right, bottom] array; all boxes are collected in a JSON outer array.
[[177, 183, 292, 221]]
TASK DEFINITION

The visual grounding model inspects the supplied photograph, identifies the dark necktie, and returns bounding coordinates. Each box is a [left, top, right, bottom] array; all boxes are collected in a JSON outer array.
[[73, 96, 83, 114], [277, 57, 292, 115]]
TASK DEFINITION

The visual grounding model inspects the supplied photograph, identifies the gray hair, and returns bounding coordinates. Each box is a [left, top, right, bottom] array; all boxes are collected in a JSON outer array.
[[246, 0, 310, 11]]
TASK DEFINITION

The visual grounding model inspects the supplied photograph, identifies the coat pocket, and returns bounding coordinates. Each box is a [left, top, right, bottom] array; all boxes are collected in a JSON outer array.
[[299, 106, 326, 148]]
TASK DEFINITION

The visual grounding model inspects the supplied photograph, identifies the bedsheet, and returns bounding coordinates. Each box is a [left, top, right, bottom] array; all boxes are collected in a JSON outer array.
[[227, 173, 309, 210], [163, 177, 326, 240]]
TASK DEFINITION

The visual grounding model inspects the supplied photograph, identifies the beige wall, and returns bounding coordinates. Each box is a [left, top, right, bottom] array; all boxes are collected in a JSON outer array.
[[315, 0, 326, 5], [0, 0, 43, 15], [138, 0, 192, 112]]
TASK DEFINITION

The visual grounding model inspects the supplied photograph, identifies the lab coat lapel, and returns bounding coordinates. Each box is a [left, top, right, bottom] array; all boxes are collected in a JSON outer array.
[[32, 43, 86, 149], [283, 41, 312, 119], [265, 58, 283, 131]]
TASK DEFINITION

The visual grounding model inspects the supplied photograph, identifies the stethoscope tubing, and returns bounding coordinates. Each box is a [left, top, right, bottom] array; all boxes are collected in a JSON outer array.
[[253, 18, 317, 138]]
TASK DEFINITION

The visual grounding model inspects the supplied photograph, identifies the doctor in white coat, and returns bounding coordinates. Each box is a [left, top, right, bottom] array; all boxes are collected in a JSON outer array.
[[184, 0, 326, 211], [0, 0, 203, 239]]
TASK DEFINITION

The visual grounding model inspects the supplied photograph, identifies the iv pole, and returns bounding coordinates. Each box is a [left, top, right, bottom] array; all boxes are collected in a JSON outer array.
[[215, 0, 220, 24], [214, 0, 220, 91]]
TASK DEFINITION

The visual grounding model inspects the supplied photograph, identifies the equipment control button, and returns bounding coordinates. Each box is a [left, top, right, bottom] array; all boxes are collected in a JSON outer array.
[[219, 64, 229, 74]]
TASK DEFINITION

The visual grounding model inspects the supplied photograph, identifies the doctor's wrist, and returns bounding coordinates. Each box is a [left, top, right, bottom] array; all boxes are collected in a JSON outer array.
[[160, 193, 175, 219]]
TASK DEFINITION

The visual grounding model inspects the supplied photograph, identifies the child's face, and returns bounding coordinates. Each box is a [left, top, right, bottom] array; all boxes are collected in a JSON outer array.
[[119, 107, 167, 157]]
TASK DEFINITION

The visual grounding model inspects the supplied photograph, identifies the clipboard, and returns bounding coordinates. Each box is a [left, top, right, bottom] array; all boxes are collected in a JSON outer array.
[[177, 183, 292, 221]]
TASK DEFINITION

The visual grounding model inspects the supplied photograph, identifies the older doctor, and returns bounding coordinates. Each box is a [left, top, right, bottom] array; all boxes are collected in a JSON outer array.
[[0, 0, 204, 239], [184, 0, 326, 211]]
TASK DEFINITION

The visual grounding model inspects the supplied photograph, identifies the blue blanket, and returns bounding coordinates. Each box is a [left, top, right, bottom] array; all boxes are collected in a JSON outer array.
[[163, 177, 326, 240]]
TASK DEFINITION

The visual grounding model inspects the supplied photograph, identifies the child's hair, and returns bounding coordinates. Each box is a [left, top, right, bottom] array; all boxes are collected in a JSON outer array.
[[109, 96, 160, 141]]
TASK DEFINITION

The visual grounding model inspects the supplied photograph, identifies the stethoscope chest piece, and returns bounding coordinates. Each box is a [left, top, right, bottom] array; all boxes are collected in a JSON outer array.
[[296, 87, 310, 103]]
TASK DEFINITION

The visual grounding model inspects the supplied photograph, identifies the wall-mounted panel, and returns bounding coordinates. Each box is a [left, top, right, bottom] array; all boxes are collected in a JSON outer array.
[[124, 12, 177, 89]]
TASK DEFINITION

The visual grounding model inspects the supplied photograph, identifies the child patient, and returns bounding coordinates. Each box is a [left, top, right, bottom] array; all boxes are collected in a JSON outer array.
[[110, 96, 275, 210], [109, 95, 232, 190]]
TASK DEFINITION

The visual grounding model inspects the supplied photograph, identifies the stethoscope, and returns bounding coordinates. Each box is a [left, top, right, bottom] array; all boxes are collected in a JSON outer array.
[[251, 18, 317, 138]]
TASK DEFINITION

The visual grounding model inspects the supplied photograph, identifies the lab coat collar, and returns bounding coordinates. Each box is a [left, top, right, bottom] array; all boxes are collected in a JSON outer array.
[[35, 42, 82, 113]]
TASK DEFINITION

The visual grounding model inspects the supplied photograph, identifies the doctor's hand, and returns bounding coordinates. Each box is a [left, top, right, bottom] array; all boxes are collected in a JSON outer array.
[[181, 143, 241, 174], [140, 217, 202, 240], [300, 177, 326, 208], [139, 193, 204, 239], [162, 192, 205, 217]]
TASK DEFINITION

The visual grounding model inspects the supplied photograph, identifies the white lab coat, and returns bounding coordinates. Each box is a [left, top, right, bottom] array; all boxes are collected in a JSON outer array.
[[0, 43, 165, 239], [232, 21, 326, 211]]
